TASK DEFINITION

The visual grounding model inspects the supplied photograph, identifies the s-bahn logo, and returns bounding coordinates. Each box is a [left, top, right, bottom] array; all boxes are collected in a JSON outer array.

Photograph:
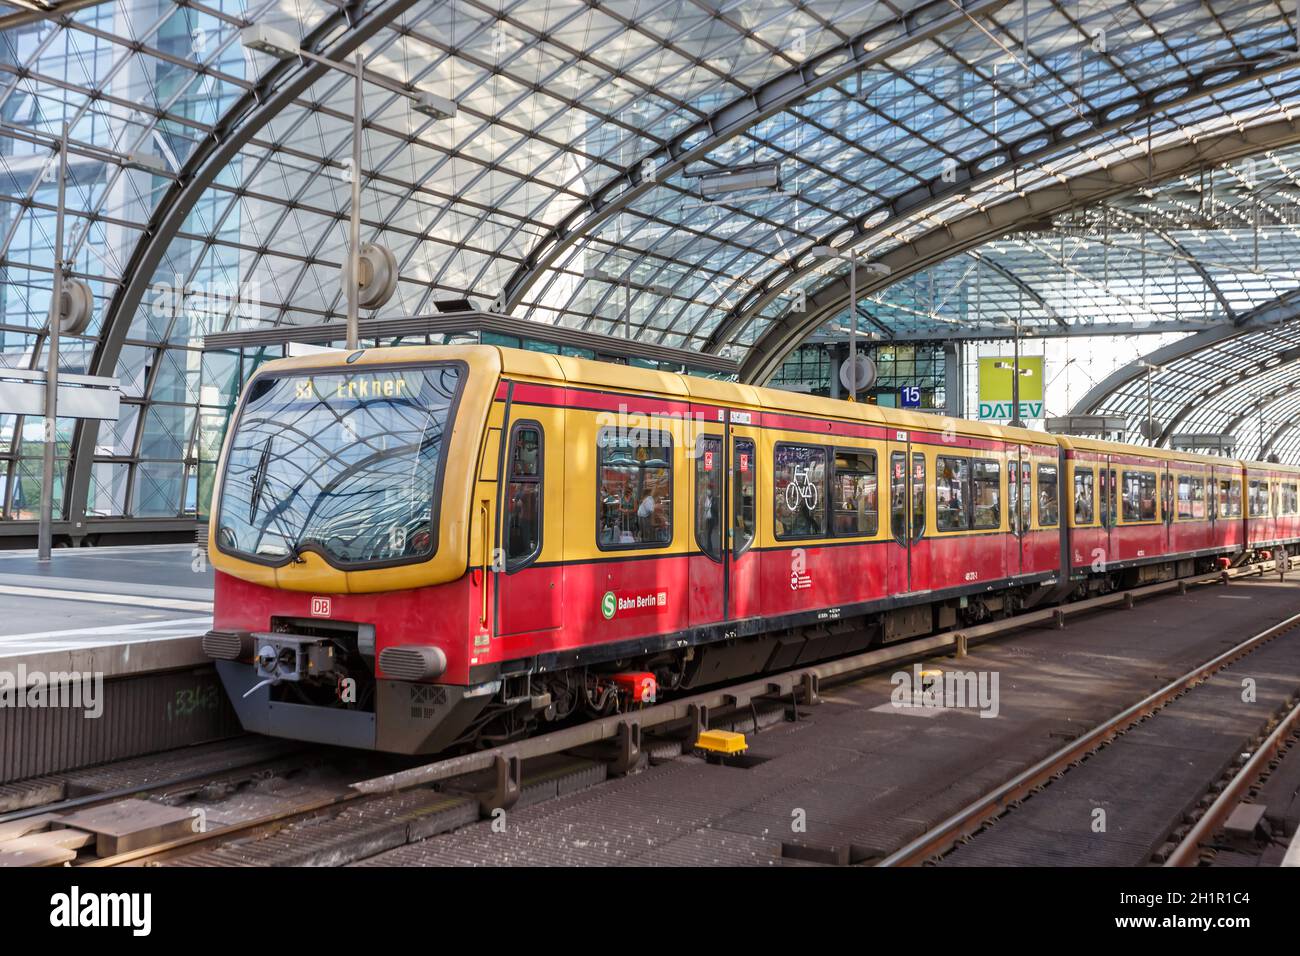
[[310, 596, 332, 617], [602, 589, 667, 620]]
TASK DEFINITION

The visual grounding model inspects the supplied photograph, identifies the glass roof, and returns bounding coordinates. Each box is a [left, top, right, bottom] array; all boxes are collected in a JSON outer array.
[[1076, 302, 1300, 463], [4, 0, 1300, 523]]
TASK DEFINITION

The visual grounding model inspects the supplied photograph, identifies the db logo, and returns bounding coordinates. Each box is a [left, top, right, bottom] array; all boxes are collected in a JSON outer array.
[[310, 596, 332, 617]]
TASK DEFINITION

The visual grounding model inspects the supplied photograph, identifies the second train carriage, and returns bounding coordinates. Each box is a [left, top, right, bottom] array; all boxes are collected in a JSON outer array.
[[203, 344, 1300, 754]]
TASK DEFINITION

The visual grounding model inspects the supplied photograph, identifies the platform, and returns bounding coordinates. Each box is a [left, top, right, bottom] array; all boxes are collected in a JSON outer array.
[[0, 545, 229, 784], [0, 544, 212, 680]]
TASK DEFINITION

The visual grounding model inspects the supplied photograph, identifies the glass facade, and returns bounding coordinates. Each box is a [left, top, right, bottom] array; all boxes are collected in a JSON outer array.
[[772, 341, 946, 411], [4, 0, 1300, 528]]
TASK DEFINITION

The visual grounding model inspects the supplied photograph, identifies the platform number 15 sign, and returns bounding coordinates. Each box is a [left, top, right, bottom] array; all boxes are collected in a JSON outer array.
[[900, 386, 921, 408]]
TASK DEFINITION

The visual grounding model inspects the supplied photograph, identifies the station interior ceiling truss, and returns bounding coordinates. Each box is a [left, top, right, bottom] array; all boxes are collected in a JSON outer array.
[[4, 0, 1300, 525]]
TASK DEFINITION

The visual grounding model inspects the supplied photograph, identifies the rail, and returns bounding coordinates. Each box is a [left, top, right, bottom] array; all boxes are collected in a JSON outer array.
[[878, 601, 1300, 866]]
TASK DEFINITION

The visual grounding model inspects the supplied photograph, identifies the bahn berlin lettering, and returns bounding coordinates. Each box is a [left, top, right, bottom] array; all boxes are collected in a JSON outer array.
[[601, 589, 669, 620]]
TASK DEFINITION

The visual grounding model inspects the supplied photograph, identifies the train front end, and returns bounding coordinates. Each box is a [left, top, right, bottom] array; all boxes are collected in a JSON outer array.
[[202, 345, 498, 754]]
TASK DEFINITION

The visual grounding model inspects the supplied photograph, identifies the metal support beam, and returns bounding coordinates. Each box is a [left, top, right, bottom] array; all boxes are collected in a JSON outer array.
[[943, 342, 963, 418], [37, 122, 67, 561]]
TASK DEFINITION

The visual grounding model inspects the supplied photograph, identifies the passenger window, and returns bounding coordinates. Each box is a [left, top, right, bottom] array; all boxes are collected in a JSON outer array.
[[1074, 468, 1095, 525], [733, 438, 756, 555], [1122, 471, 1157, 522], [694, 436, 723, 562], [1190, 478, 1205, 519], [1009, 460, 1031, 532], [1220, 479, 1242, 517], [1008, 462, 1020, 533], [1097, 468, 1108, 526], [774, 444, 826, 539], [1249, 480, 1269, 517], [936, 456, 969, 531], [1037, 463, 1059, 527], [1176, 476, 1193, 520], [505, 422, 543, 570], [911, 453, 926, 538], [831, 449, 878, 536], [891, 452, 907, 540], [971, 459, 1001, 530], [596, 428, 673, 549]]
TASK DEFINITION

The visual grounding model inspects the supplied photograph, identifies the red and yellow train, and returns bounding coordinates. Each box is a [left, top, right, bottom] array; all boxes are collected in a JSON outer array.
[[203, 345, 1300, 753]]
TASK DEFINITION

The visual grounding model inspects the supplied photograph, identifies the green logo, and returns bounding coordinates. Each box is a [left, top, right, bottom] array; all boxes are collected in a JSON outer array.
[[601, 591, 617, 620]]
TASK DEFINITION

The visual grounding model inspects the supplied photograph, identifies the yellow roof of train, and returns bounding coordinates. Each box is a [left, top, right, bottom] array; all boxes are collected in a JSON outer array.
[[494, 344, 1058, 447], [244, 343, 1295, 471]]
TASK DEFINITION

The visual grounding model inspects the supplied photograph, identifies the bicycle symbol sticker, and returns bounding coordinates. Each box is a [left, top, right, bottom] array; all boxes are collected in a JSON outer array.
[[785, 464, 820, 512]]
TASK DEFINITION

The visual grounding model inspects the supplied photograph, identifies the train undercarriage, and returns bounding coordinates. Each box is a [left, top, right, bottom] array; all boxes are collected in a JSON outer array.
[[210, 550, 1271, 756]]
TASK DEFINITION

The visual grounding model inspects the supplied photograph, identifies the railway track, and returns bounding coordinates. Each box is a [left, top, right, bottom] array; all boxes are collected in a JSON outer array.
[[879, 602, 1300, 867], [6, 560, 1290, 867], [1165, 694, 1300, 866], [0, 738, 305, 825]]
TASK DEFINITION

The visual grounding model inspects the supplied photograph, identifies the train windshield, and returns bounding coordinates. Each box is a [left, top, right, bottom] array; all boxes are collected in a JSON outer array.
[[214, 363, 463, 567]]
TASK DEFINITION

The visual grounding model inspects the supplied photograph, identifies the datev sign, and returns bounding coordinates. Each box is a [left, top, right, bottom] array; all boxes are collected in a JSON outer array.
[[977, 355, 1044, 421]]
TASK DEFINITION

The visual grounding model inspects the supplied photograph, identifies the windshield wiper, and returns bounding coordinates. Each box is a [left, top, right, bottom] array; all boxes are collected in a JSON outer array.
[[248, 437, 273, 524]]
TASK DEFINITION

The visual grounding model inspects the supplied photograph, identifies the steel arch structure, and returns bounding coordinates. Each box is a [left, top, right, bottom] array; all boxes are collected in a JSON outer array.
[[735, 116, 1300, 385], [1070, 288, 1300, 461], [6, 0, 1300, 530]]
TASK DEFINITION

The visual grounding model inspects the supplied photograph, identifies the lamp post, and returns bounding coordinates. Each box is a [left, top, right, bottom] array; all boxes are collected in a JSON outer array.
[[992, 331, 1033, 428], [37, 122, 68, 563], [348, 50, 362, 350], [239, 26, 455, 348], [1010, 314, 1022, 427], [812, 245, 890, 402], [1136, 360, 1162, 443]]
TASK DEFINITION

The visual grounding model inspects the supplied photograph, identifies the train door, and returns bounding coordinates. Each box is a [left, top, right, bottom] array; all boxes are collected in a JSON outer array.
[[689, 429, 725, 627], [1161, 464, 1174, 551], [1099, 457, 1117, 562], [495, 414, 563, 637], [907, 447, 929, 590], [727, 417, 761, 622], [1208, 465, 1219, 548], [1006, 444, 1028, 578], [690, 412, 761, 626], [887, 432, 913, 594], [1271, 480, 1280, 545]]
